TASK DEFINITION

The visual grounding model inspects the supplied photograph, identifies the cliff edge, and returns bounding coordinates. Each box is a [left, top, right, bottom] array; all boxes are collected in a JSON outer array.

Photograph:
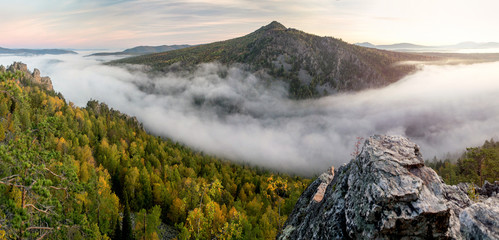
[[280, 135, 499, 239]]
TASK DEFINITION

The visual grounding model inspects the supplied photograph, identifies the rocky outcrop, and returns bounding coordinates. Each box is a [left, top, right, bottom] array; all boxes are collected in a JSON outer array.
[[32, 68, 54, 91], [7, 62, 28, 73], [3, 62, 53, 91], [280, 135, 499, 240]]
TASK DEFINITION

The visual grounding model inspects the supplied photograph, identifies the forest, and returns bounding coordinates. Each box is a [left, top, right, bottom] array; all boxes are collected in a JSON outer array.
[[0, 69, 309, 239], [426, 139, 499, 186], [0, 66, 497, 240]]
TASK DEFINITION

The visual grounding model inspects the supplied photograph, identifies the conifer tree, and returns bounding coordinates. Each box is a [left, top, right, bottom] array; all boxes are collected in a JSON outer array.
[[122, 191, 134, 240]]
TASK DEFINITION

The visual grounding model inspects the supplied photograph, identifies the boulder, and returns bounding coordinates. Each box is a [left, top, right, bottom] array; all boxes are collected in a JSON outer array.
[[279, 135, 498, 240], [459, 196, 499, 239]]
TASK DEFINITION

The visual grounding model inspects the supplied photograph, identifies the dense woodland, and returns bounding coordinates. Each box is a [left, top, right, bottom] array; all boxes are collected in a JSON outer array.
[[0, 69, 310, 239], [427, 139, 499, 186]]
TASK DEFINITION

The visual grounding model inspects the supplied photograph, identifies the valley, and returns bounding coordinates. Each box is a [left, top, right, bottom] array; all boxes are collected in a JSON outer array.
[[0, 7, 498, 238]]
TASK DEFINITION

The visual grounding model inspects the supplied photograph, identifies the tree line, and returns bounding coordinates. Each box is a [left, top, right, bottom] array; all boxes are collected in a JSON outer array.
[[426, 139, 499, 186]]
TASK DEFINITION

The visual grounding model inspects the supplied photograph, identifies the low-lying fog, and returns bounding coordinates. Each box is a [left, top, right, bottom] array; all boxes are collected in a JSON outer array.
[[1, 52, 499, 175]]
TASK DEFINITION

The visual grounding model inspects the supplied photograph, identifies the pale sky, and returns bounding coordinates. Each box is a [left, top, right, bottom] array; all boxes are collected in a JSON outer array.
[[1, 0, 498, 49]]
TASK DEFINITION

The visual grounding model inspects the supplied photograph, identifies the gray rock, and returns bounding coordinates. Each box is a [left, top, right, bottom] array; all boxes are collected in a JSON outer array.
[[459, 196, 499, 240], [5, 62, 54, 91], [476, 181, 499, 197], [280, 135, 498, 240], [33, 68, 41, 80], [31, 68, 53, 91], [8, 61, 28, 73], [39, 76, 53, 91]]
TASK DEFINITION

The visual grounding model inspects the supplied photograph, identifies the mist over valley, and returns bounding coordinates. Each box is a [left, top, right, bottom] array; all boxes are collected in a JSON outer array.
[[2, 0, 499, 237], [2, 51, 498, 175]]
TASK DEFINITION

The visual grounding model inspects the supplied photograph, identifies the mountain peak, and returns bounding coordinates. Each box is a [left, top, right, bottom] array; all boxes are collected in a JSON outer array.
[[115, 22, 436, 99], [260, 21, 286, 31]]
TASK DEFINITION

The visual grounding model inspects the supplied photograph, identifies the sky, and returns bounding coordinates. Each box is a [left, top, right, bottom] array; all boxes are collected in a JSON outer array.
[[1, 0, 498, 49]]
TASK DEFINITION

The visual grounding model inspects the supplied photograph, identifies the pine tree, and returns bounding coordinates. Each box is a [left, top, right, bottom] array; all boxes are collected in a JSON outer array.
[[122, 191, 134, 240], [112, 217, 122, 240]]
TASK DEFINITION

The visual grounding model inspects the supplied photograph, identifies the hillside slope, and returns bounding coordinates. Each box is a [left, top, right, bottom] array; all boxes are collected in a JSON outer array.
[[113, 21, 438, 98], [0, 63, 309, 239]]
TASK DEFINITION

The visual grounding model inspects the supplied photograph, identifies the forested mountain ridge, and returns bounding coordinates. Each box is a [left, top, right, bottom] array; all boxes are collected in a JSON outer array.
[[355, 41, 499, 51], [88, 45, 192, 57], [0, 47, 76, 55], [0, 63, 309, 239], [112, 21, 439, 98]]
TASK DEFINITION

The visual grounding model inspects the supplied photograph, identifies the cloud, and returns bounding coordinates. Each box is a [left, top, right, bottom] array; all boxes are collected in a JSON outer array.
[[3, 0, 499, 48], [1, 53, 499, 175]]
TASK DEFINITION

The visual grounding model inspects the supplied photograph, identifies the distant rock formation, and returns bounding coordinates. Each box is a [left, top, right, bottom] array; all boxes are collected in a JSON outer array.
[[3, 62, 53, 91], [279, 135, 499, 239]]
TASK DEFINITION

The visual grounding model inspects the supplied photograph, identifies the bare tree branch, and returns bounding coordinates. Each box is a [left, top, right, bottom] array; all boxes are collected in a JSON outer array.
[[49, 186, 67, 191], [0, 176, 36, 190], [0, 180, 24, 188], [25, 227, 53, 231], [25, 204, 51, 214], [44, 167, 65, 180], [26, 226, 54, 240], [36, 231, 51, 240], [1, 175, 19, 181]]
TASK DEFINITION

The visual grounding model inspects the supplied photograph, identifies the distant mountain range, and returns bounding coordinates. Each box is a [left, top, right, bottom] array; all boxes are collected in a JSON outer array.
[[355, 41, 499, 52], [112, 21, 438, 99], [88, 45, 192, 56], [0, 47, 77, 55]]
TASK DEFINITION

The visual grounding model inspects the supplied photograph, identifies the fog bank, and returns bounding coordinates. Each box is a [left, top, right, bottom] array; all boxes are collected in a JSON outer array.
[[1, 53, 499, 175]]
